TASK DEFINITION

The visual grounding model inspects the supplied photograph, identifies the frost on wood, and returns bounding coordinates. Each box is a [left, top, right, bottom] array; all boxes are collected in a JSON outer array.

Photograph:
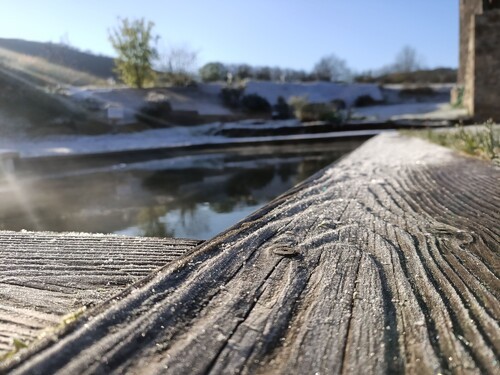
[[0, 232, 200, 357], [3, 134, 499, 375]]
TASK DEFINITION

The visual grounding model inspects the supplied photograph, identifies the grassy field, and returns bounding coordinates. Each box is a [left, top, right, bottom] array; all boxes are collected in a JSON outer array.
[[402, 123, 499, 163]]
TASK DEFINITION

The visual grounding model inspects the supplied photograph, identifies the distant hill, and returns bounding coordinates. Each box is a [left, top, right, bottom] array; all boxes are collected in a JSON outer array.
[[0, 38, 116, 80]]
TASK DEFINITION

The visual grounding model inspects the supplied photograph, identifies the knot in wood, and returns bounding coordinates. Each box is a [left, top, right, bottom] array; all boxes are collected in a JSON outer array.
[[270, 245, 299, 257]]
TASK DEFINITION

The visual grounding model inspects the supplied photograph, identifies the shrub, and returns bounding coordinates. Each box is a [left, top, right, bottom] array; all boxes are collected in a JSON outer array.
[[331, 99, 346, 110], [452, 86, 464, 108], [353, 95, 378, 107], [199, 62, 227, 82], [289, 96, 341, 123], [240, 94, 272, 114], [272, 96, 293, 119], [288, 96, 309, 118], [220, 87, 244, 109], [136, 100, 172, 125], [299, 103, 342, 123], [157, 72, 196, 87], [318, 109, 343, 123]]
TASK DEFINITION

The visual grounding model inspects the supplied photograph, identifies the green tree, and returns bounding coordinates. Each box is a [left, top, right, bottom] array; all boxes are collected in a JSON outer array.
[[234, 64, 253, 80], [199, 62, 227, 82], [108, 18, 158, 88]]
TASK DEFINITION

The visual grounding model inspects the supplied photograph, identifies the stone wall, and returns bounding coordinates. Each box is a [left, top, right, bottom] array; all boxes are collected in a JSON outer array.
[[463, 15, 476, 114], [458, 0, 484, 85], [472, 9, 500, 121], [459, 0, 500, 121]]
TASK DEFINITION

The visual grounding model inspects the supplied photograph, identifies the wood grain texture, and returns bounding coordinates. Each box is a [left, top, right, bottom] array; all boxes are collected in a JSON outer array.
[[3, 133, 499, 375], [0, 231, 200, 356]]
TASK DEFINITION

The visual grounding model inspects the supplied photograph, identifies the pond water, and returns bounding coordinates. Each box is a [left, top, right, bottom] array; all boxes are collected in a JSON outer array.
[[0, 142, 361, 240]]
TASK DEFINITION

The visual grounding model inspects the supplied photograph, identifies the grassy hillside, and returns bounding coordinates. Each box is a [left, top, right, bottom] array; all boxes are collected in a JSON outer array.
[[0, 66, 110, 137], [0, 46, 108, 87], [0, 38, 115, 80]]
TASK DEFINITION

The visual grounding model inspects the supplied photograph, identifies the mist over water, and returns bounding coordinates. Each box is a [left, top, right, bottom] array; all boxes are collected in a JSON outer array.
[[0, 142, 360, 240]]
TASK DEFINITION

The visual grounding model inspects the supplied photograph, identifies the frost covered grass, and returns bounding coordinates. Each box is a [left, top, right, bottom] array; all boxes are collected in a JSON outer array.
[[402, 122, 499, 162], [0, 47, 106, 87]]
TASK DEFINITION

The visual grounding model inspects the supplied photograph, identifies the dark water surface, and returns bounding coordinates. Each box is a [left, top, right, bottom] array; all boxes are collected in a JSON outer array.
[[0, 142, 361, 240]]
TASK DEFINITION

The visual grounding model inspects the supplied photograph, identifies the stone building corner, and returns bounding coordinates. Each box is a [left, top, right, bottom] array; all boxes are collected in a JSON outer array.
[[458, 0, 500, 121]]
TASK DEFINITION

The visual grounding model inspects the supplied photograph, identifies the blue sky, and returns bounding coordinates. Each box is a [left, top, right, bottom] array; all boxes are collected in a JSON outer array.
[[0, 0, 459, 72]]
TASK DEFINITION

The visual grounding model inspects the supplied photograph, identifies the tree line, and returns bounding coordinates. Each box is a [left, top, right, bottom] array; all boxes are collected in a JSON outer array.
[[109, 17, 430, 88]]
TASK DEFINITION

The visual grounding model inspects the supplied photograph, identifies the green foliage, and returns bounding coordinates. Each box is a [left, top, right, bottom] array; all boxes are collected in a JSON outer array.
[[288, 95, 309, 118], [199, 62, 227, 82], [199, 63, 323, 83], [452, 86, 464, 108], [301, 103, 342, 123], [403, 122, 499, 162], [240, 94, 272, 114], [108, 18, 158, 88], [288, 96, 341, 123]]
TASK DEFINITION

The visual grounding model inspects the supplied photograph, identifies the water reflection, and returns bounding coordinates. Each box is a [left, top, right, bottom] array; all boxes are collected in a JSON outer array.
[[0, 142, 361, 239], [136, 206, 173, 238]]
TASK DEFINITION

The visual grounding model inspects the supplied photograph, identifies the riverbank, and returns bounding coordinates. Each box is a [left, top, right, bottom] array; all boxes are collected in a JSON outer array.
[[1, 114, 467, 162]]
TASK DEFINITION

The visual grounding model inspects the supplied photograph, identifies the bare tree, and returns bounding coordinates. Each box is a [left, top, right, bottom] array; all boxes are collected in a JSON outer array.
[[158, 44, 198, 86], [312, 54, 352, 82], [393, 45, 424, 73], [159, 44, 198, 74]]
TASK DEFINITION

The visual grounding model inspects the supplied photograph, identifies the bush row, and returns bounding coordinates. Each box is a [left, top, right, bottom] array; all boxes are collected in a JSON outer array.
[[220, 89, 353, 124]]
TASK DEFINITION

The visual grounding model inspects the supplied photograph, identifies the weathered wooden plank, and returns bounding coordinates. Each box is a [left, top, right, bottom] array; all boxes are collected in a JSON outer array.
[[0, 231, 201, 357], [3, 133, 499, 374]]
